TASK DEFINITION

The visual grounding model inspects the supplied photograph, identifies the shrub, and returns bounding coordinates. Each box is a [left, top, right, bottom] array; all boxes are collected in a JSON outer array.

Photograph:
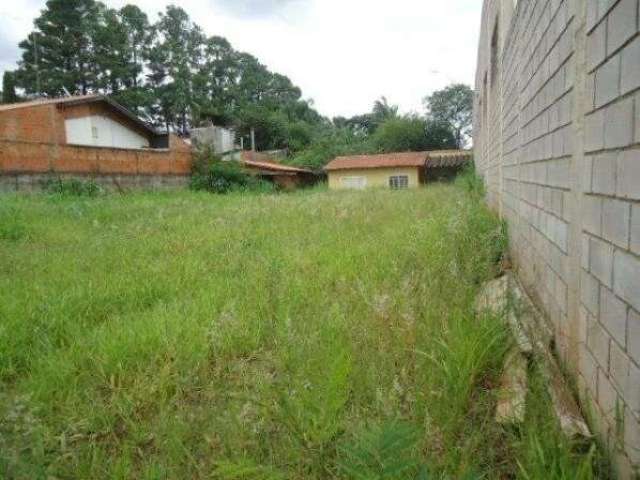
[[190, 146, 275, 194], [41, 178, 102, 197]]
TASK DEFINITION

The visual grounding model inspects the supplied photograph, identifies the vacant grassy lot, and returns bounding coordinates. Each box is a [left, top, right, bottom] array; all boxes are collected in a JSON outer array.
[[1, 185, 601, 479]]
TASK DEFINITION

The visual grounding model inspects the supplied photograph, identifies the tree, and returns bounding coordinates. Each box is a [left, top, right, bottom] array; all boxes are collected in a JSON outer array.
[[104, 6, 153, 115], [424, 84, 474, 149], [147, 6, 204, 133], [119, 5, 150, 89], [234, 105, 289, 151], [423, 119, 457, 150], [289, 126, 373, 170], [372, 116, 456, 153], [372, 96, 398, 123], [286, 121, 314, 152], [373, 116, 427, 152], [93, 5, 130, 94], [333, 114, 376, 136], [193, 36, 237, 124], [16, 0, 101, 96], [10, 0, 326, 140], [2, 71, 18, 104]]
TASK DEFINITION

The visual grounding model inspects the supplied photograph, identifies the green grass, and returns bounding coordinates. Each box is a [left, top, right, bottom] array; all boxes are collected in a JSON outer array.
[[0, 185, 602, 479]]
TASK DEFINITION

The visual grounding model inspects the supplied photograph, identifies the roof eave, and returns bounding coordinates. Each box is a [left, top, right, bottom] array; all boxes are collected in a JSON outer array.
[[324, 163, 425, 172], [57, 95, 160, 137]]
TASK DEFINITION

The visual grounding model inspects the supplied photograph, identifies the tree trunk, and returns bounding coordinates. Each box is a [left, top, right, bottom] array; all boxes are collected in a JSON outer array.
[[181, 110, 185, 136]]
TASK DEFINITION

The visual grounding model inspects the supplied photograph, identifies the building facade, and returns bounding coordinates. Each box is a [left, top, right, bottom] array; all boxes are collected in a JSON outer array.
[[191, 125, 237, 154], [325, 151, 470, 190], [474, 0, 640, 476], [327, 166, 422, 190], [0, 95, 191, 191]]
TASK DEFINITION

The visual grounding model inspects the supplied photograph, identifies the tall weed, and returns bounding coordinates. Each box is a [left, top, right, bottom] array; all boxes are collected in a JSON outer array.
[[0, 186, 601, 478]]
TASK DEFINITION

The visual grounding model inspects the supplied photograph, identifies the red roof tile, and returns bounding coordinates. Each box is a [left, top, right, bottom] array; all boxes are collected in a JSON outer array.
[[324, 152, 428, 171]]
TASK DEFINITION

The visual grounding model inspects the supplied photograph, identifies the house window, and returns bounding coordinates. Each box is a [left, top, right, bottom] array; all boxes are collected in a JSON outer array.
[[389, 175, 409, 189], [341, 176, 367, 189]]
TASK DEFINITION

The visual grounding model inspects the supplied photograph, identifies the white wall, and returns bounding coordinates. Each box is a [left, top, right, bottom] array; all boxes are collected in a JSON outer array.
[[65, 115, 150, 149], [191, 126, 236, 153]]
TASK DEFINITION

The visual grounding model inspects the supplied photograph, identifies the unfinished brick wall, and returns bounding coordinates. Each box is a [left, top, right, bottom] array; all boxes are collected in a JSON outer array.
[[0, 99, 192, 190], [0, 136, 192, 191], [0, 103, 65, 144], [474, 0, 640, 476]]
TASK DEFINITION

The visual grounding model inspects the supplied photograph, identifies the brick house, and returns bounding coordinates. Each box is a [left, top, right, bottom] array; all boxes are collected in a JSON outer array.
[[0, 95, 192, 191]]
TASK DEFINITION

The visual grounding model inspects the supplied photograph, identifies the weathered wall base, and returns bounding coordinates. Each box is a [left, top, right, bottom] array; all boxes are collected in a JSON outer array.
[[0, 173, 190, 193]]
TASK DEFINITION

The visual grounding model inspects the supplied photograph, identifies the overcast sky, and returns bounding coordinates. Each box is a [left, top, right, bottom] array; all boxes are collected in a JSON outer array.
[[0, 0, 482, 118]]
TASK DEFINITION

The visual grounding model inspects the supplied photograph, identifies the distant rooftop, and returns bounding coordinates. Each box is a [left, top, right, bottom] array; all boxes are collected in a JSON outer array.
[[324, 150, 471, 171], [0, 94, 101, 112], [0, 94, 160, 137], [241, 151, 313, 174]]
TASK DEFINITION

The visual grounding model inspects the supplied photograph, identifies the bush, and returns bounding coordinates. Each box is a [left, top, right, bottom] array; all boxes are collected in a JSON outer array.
[[190, 146, 275, 194], [41, 178, 102, 197]]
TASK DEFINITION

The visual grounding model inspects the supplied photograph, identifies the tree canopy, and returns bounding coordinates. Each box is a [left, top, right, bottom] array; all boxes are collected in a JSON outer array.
[[2, 72, 18, 104], [423, 84, 474, 149], [372, 116, 456, 153], [13, 0, 324, 151], [9, 0, 472, 168], [289, 97, 460, 169]]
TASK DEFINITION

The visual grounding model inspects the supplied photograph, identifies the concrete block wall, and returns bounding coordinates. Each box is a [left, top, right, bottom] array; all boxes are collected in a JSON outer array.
[[474, 0, 640, 476]]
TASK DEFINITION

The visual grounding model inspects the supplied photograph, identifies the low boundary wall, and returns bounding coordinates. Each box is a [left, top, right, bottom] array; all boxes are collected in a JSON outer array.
[[0, 137, 192, 192]]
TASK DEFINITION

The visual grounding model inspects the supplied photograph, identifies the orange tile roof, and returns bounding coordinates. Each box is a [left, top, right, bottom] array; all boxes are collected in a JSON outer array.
[[324, 152, 428, 171], [324, 150, 472, 171]]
